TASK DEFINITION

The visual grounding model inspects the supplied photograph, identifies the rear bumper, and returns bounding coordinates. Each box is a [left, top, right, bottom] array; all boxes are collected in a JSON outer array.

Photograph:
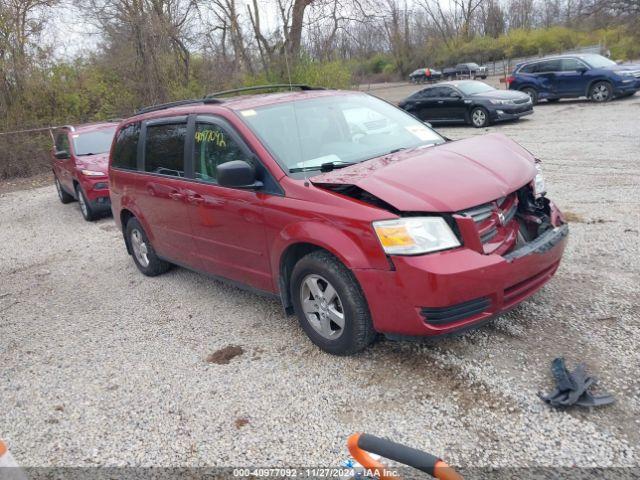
[[354, 224, 568, 337]]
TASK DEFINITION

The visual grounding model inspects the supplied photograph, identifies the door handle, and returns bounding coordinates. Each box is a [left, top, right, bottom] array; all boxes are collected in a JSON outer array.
[[437, 100, 444, 104], [169, 191, 185, 201]]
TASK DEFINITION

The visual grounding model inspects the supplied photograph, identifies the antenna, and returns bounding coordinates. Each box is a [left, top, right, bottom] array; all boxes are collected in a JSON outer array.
[[283, 38, 293, 91]]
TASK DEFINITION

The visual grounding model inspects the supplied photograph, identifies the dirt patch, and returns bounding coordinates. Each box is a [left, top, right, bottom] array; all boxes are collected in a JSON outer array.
[[0, 172, 51, 195], [206, 345, 244, 364], [234, 417, 250, 429], [563, 211, 585, 223]]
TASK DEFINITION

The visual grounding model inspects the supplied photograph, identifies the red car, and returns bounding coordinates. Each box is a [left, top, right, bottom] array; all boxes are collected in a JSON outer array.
[[52, 122, 118, 221], [109, 86, 568, 355]]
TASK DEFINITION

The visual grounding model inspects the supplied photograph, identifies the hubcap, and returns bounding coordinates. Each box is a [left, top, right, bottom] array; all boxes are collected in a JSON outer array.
[[525, 90, 535, 101], [131, 229, 150, 267], [472, 110, 486, 126], [300, 274, 345, 340], [77, 189, 88, 216], [593, 84, 609, 101]]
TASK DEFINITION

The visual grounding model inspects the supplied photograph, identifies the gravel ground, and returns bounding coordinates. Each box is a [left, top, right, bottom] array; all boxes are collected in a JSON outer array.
[[1, 86, 639, 472]]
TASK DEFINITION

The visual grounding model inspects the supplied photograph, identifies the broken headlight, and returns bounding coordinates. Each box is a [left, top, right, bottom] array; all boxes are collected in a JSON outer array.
[[373, 217, 460, 255], [533, 161, 546, 197]]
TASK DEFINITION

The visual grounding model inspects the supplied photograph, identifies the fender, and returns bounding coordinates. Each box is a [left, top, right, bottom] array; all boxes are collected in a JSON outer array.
[[271, 220, 390, 311], [271, 220, 387, 272], [584, 77, 612, 97], [117, 193, 155, 246]]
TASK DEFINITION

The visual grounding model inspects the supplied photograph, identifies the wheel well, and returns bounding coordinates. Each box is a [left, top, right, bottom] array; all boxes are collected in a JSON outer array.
[[278, 243, 326, 314], [586, 78, 612, 96], [120, 209, 135, 255]]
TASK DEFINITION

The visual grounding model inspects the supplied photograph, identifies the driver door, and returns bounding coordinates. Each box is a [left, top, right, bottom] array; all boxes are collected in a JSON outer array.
[[434, 86, 467, 121], [183, 116, 272, 292]]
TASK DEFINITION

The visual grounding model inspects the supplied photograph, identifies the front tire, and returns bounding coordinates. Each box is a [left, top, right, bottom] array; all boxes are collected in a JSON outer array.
[[291, 250, 375, 355], [76, 184, 97, 221], [589, 81, 613, 102], [470, 106, 490, 128], [55, 176, 74, 204], [125, 217, 172, 276], [521, 87, 538, 105]]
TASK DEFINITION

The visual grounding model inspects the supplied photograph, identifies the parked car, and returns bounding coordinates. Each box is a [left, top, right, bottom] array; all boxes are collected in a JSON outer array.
[[399, 80, 533, 128], [109, 85, 567, 355], [409, 67, 442, 83], [52, 122, 119, 221], [507, 53, 640, 104], [455, 62, 488, 79], [441, 66, 457, 80]]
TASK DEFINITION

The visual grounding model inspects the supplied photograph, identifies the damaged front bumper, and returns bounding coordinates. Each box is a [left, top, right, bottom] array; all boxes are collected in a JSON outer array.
[[354, 220, 568, 337]]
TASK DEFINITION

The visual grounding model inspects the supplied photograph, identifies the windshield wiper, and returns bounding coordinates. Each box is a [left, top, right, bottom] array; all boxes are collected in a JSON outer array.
[[289, 161, 356, 173]]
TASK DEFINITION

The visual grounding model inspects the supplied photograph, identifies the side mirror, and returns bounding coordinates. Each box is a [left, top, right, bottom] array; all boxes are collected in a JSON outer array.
[[217, 160, 263, 189], [450, 92, 462, 98], [576, 66, 588, 74], [54, 150, 70, 159]]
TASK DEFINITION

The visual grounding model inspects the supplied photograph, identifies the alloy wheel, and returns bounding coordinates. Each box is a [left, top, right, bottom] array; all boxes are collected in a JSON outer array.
[[472, 109, 486, 127], [55, 178, 63, 200], [592, 83, 610, 102], [299, 274, 345, 340], [77, 189, 89, 217], [130, 229, 150, 267]]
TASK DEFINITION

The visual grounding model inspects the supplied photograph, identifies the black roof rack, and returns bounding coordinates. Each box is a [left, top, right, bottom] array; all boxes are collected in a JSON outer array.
[[204, 84, 323, 99], [135, 98, 222, 115]]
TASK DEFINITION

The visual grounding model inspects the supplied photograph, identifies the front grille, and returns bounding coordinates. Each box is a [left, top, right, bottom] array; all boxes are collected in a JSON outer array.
[[458, 191, 520, 253], [421, 297, 491, 325]]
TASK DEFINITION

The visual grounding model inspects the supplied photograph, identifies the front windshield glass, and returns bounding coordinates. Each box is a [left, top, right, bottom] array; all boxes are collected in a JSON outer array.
[[581, 54, 616, 68], [456, 82, 494, 95], [238, 93, 445, 174], [73, 127, 117, 156]]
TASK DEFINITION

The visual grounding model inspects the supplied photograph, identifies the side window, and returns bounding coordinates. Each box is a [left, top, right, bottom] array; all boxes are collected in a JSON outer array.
[[144, 123, 186, 177], [520, 63, 538, 74], [538, 60, 561, 73], [435, 87, 454, 97], [193, 123, 253, 184], [55, 132, 70, 152], [561, 58, 585, 71], [112, 123, 140, 170]]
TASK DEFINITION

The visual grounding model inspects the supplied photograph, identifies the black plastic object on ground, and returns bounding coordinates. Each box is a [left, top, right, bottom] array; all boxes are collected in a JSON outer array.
[[539, 357, 615, 408]]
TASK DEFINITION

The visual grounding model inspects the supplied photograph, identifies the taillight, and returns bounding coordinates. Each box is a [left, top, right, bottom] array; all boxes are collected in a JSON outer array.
[[506, 75, 515, 86]]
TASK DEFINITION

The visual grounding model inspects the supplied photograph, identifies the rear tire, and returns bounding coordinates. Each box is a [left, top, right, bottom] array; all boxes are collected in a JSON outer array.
[[76, 184, 97, 221], [125, 217, 172, 276], [470, 106, 490, 128], [55, 176, 74, 204], [589, 81, 613, 102], [521, 87, 538, 105], [291, 250, 375, 355]]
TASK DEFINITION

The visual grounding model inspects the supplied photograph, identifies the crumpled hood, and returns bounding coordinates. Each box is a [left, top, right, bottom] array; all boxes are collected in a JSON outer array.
[[310, 133, 537, 212], [77, 153, 109, 174]]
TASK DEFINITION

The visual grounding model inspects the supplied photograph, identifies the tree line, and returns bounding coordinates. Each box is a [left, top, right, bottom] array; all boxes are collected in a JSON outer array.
[[0, 0, 638, 178]]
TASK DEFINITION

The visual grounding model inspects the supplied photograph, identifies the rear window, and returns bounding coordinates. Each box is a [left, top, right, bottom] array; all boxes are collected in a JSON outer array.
[[112, 123, 140, 170], [144, 123, 186, 177]]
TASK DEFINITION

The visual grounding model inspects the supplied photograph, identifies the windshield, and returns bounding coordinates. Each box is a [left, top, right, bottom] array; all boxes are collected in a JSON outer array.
[[581, 54, 616, 69], [457, 82, 494, 95], [238, 93, 445, 174], [73, 127, 117, 156]]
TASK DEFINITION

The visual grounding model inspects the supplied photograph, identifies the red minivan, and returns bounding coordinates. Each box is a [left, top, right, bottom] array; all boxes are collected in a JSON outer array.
[[52, 122, 119, 221], [109, 86, 568, 355]]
